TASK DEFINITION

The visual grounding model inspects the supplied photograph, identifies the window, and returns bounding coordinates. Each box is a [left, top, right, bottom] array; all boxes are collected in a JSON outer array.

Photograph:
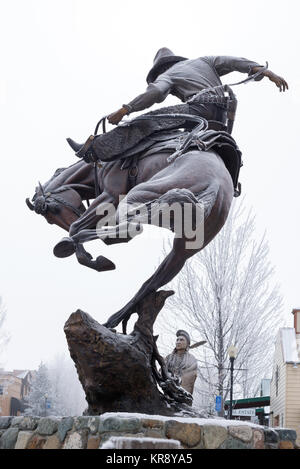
[[0, 385, 3, 395], [275, 365, 280, 397]]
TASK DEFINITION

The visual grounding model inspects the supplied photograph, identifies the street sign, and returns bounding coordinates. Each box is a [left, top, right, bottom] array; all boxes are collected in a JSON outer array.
[[225, 408, 255, 417], [46, 400, 51, 409], [215, 395, 222, 412]]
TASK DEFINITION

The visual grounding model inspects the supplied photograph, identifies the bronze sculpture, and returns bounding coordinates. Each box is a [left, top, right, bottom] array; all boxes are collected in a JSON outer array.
[[165, 330, 204, 395], [26, 48, 288, 414]]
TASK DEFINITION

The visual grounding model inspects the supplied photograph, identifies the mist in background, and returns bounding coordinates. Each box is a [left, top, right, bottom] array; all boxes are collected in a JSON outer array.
[[0, 0, 299, 371]]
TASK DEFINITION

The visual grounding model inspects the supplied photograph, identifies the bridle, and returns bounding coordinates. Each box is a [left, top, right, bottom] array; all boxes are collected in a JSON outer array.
[[26, 183, 87, 217]]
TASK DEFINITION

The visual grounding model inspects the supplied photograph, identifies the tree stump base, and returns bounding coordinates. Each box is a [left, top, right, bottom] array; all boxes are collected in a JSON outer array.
[[64, 290, 195, 416]]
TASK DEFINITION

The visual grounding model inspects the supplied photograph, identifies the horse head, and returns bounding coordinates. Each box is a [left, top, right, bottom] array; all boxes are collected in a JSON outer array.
[[26, 182, 60, 214], [26, 177, 86, 232]]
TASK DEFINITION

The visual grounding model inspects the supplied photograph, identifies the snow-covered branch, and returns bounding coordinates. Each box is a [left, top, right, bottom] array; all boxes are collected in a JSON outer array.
[[156, 198, 284, 414]]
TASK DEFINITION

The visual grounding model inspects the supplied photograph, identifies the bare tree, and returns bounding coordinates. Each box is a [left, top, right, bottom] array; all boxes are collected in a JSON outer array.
[[47, 353, 87, 416], [23, 355, 87, 417], [0, 297, 10, 364], [155, 198, 284, 415]]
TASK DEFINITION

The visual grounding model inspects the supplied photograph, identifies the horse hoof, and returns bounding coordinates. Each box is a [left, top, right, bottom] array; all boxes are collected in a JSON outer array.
[[53, 237, 76, 258], [103, 317, 118, 328], [95, 255, 116, 272]]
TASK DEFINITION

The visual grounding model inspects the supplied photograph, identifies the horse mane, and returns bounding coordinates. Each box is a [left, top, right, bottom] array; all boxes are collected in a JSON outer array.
[[52, 167, 67, 179]]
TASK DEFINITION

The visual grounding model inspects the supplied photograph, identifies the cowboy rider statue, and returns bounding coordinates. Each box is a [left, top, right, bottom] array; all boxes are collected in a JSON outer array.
[[67, 47, 288, 166], [108, 47, 288, 125]]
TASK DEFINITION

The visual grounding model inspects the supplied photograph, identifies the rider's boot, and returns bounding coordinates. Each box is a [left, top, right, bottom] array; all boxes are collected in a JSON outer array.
[[67, 135, 98, 164], [66, 138, 83, 152]]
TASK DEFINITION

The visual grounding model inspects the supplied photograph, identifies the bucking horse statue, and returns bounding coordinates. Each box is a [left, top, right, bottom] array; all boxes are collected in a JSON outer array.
[[25, 49, 288, 414]]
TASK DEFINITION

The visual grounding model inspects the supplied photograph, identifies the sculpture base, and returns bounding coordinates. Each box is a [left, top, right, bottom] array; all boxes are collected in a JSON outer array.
[[64, 290, 194, 416], [0, 414, 297, 449]]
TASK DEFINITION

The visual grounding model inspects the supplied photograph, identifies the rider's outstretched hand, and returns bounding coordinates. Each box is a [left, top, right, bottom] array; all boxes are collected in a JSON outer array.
[[252, 66, 289, 92], [266, 70, 289, 92], [108, 107, 128, 125]]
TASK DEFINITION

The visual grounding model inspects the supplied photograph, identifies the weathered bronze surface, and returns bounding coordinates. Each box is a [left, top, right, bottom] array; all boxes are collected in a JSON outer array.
[[64, 290, 198, 415], [26, 48, 288, 413], [165, 331, 199, 395]]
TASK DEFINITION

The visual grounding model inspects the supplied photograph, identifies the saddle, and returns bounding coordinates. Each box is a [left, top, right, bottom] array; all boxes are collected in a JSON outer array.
[[119, 125, 242, 197], [72, 96, 241, 196]]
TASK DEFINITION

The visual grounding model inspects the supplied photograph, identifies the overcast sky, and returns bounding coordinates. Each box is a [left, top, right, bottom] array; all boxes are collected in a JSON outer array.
[[0, 0, 299, 370]]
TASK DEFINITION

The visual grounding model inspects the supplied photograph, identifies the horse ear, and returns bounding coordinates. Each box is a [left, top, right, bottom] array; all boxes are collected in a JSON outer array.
[[26, 198, 34, 211]]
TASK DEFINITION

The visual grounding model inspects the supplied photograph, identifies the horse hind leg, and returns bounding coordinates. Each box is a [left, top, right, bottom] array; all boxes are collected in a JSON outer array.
[[104, 183, 221, 330], [147, 184, 219, 235], [67, 192, 153, 247]]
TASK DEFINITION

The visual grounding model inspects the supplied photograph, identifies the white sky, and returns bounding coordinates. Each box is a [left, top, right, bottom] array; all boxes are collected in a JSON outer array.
[[0, 0, 299, 370]]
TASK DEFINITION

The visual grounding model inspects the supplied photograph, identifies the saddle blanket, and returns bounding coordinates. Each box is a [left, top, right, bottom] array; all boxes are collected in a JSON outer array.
[[119, 128, 242, 195]]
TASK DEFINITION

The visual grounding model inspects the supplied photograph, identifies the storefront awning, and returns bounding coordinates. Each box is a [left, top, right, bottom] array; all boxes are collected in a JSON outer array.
[[224, 396, 270, 409]]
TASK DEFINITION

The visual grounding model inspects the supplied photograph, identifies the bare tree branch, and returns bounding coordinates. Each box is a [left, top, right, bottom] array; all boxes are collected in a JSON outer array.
[[0, 297, 10, 364], [156, 198, 284, 415]]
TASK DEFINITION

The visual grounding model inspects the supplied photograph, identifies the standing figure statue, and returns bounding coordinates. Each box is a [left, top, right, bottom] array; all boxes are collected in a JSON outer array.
[[165, 330, 205, 395]]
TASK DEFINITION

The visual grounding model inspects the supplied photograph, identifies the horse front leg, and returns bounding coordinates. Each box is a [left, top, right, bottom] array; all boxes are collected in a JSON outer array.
[[53, 191, 117, 272], [75, 243, 116, 272], [104, 237, 200, 331]]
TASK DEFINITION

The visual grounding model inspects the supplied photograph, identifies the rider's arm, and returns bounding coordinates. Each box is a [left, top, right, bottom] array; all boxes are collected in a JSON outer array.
[[108, 77, 172, 124], [207, 56, 288, 92], [125, 77, 173, 113], [210, 55, 265, 80]]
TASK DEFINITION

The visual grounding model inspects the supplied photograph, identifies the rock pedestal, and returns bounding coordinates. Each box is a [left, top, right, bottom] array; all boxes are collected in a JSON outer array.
[[64, 290, 186, 416]]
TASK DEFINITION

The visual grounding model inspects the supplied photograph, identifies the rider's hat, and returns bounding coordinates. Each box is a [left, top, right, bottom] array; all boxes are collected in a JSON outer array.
[[146, 47, 188, 84]]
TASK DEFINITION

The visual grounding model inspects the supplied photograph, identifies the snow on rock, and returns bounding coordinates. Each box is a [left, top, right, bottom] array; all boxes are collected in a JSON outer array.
[[100, 412, 264, 429], [101, 436, 181, 450]]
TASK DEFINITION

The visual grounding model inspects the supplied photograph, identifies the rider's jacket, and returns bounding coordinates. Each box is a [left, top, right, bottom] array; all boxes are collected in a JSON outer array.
[[125, 56, 264, 113], [87, 56, 261, 197]]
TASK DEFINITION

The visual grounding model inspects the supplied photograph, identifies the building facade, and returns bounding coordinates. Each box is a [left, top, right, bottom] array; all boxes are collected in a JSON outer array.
[[270, 309, 300, 445], [0, 369, 34, 416]]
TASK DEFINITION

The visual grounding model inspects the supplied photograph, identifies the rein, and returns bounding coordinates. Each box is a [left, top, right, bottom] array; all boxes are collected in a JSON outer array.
[[43, 188, 83, 217], [31, 184, 84, 217]]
